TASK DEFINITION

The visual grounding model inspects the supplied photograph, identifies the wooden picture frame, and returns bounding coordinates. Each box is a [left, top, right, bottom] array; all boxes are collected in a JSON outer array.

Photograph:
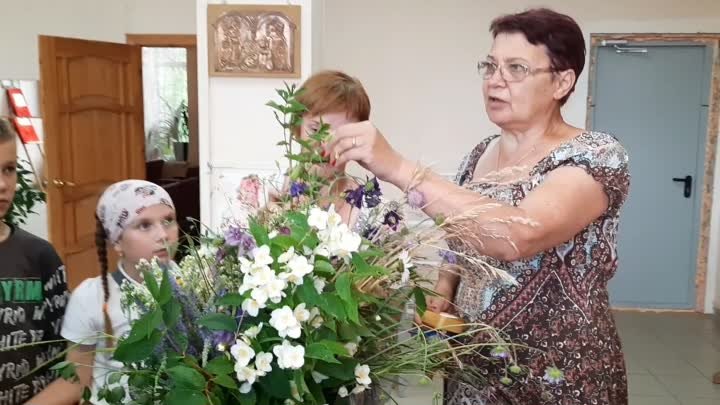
[[207, 4, 301, 78]]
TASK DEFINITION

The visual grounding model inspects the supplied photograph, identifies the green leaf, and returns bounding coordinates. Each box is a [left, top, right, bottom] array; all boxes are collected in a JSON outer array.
[[320, 295, 346, 321], [249, 219, 270, 247], [305, 343, 341, 364], [306, 378, 327, 405], [314, 358, 357, 381], [163, 301, 182, 329], [82, 387, 92, 403], [166, 365, 207, 390], [143, 270, 160, 299], [271, 235, 296, 250], [413, 287, 427, 316], [164, 387, 207, 405], [213, 374, 238, 389], [313, 260, 336, 276], [258, 367, 291, 399], [113, 329, 163, 363], [345, 300, 360, 324], [234, 390, 256, 405], [106, 386, 126, 403], [157, 269, 172, 305], [107, 372, 122, 385], [335, 273, 352, 304], [198, 313, 237, 331], [50, 360, 71, 371], [335, 273, 359, 324], [206, 357, 234, 376], [315, 340, 350, 356], [351, 254, 370, 274], [215, 293, 244, 307], [296, 277, 321, 306], [124, 308, 163, 343]]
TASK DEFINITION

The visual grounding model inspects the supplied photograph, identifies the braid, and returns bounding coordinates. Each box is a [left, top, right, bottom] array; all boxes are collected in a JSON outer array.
[[95, 215, 114, 348]]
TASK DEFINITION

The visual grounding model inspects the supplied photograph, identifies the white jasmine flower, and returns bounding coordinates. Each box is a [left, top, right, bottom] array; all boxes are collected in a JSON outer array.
[[270, 306, 302, 339], [217, 343, 227, 352], [278, 247, 296, 264], [230, 340, 255, 367], [326, 206, 343, 228], [239, 382, 252, 394], [294, 303, 310, 323], [248, 266, 276, 286], [287, 255, 314, 279], [251, 287, 269, 305], [310, 315, 324, 329], [252, 245, 274, 266], [338, 386, 349, 398], [308, 207, 329, 230], [239, 257, 254, 274], [264, 278, 288, 303], [344, 342, 358, 356], [352, 385, 367, 395], [242, 298, 263, 317], [355, 364, 372, 386], [244, 323, 263, 339], [268, 230, 278, 239], [313, 276, 326, 294], [254, 352, 273, 376], [273, 340, 305, 369], [235, 365, 257, 384]]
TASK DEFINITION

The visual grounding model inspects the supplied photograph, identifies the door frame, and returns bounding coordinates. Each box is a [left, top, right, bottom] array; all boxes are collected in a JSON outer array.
[[125, 34, 199, 167], [586, 34, 720, 313]]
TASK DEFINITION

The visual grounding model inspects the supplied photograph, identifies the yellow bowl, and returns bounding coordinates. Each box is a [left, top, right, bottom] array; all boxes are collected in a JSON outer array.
[[421, 310, 467, 335]]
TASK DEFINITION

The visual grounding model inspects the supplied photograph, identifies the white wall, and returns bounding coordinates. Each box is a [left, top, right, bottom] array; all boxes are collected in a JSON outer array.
[[318, 0, 720, 312], [197, 0, 318, 229], [0, 0, 196, 239]]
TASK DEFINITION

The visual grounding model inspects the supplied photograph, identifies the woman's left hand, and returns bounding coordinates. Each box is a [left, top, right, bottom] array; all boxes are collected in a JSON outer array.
[[326, 121, 412, 188]]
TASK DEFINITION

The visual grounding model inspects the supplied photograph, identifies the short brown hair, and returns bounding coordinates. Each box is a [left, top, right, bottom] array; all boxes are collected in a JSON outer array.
[[297, 70, 371, 121], [0, 118, 17, 143], [490, 8, 585, 105]]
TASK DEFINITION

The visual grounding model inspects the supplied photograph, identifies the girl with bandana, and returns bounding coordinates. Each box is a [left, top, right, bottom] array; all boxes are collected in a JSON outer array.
[[28, 180, 179, 405]]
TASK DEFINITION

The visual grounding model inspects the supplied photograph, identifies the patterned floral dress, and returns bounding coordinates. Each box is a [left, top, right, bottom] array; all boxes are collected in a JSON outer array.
[[444, 131, 630, 405]]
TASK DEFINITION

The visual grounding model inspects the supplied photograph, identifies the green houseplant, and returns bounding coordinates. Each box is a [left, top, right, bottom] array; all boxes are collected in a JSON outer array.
[[4, 160, 46, 228]]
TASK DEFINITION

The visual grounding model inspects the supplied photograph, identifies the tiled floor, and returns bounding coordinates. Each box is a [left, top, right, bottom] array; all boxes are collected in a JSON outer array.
[[397, 311, 720, 405]]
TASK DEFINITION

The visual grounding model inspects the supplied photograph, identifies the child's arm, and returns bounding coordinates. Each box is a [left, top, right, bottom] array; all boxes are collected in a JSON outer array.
[[25, 344, 95, 405]]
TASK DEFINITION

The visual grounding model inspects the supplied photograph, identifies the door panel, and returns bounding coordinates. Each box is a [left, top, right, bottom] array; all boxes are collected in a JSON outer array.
[[591, 44, 711, 309], [39, 35, 145, 289]]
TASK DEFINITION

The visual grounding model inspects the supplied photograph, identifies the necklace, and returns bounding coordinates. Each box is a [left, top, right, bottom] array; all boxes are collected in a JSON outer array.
[[495, 139, 542, 172]]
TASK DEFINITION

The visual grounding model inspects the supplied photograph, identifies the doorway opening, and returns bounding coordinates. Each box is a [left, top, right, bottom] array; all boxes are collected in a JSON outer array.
[[127, 34, 200, 262]]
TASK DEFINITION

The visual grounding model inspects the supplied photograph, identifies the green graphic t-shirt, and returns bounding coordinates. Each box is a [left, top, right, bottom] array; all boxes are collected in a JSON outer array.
[[0, 226, 68, 405]]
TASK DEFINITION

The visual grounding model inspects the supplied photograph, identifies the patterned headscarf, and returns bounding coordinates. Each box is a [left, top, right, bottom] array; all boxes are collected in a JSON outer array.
[[96, 180, 175, 244]]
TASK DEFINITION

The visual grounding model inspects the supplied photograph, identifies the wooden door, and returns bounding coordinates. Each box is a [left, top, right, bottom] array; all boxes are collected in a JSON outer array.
[[39, 36, 145, 289]]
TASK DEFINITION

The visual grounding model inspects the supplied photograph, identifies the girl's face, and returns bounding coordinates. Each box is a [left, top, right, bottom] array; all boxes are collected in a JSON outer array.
[[114, 204, 179, 266]]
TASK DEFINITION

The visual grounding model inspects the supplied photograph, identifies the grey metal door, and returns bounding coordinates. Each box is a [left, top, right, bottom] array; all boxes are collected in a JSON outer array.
[[590, 42, 711, 309]]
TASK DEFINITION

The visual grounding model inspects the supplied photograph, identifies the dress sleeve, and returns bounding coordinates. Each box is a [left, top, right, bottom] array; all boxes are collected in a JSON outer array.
[[557, 135, 630, 214]]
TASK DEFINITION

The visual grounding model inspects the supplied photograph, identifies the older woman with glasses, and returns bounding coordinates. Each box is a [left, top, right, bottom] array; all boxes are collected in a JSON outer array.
[[326, 7, 630, 405]]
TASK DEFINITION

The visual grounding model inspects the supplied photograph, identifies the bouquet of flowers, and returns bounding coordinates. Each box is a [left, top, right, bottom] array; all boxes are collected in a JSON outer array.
[[80, 85, 544, 405]]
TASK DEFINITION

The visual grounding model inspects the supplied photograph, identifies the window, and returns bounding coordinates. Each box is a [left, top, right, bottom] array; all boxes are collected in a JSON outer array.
[[141, 47, 189, 161]]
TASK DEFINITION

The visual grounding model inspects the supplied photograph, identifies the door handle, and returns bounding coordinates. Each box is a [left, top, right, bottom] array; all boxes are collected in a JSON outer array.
[[672, 175, 692, 198], [52, 179, 77, 188]]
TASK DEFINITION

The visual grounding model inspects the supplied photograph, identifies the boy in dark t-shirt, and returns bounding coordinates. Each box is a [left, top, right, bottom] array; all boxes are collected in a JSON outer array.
[[0, 118, 68, 405]]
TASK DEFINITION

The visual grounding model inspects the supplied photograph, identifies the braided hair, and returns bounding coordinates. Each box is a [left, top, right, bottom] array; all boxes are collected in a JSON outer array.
[[95, 215, 114, 347]]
